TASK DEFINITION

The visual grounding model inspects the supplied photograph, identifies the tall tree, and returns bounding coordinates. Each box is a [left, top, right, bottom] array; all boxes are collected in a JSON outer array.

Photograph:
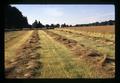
[[5, 5, 30, 29], [32, 20, 38, 28], [56, 24, 60, 28]]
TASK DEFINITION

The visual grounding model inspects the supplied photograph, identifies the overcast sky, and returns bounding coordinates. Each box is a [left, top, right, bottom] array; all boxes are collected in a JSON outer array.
[[11, 4, 115, 25]]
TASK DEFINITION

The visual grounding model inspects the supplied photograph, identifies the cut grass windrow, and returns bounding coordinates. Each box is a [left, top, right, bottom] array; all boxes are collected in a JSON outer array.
[[5, 31, 33, 62], [44, 30, 115, 78], [5, 30, 42, 78], [57, 29, 115, 45], [38, 30, 96, 78], [51, 29, 115, 58]]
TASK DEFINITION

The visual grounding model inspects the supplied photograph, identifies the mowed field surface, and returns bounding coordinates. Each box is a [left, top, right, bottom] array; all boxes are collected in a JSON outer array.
[[5, 25, 115, 78]]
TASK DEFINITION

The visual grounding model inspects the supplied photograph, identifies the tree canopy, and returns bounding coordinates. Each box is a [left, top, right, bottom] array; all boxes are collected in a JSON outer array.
[[5, 5, 31, 29]]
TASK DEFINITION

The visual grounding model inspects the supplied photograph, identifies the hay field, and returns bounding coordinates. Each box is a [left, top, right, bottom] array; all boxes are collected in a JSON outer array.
[[5, 25, 115, 78]]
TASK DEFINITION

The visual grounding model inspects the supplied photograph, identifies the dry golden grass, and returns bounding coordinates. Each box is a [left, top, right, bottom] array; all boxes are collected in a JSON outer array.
[[38, 30, 114, 78], [5, 27, 115, 78], [53, 27, 115, 58], [5, 30, 33, 68], [64, 25, 115, 34], [5, 30, 42, 78]]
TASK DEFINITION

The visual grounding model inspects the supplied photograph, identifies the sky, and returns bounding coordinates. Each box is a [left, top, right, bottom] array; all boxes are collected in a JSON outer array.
[[11, 4, 115, 25]]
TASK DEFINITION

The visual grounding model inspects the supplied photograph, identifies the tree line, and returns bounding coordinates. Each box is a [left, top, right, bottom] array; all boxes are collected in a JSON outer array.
[[31, 20, 72, 29], [5, 5, 115, 30], [75, 20, 115, 27], [31, 20, 60, 29]]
